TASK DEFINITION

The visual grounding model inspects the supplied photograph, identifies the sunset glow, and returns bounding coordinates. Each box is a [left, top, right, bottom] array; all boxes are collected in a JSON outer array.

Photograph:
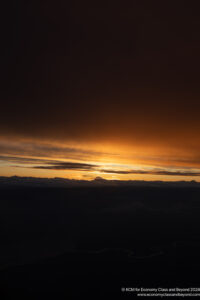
[[1, 2, 200, 183], [1, 137, 200, 182]]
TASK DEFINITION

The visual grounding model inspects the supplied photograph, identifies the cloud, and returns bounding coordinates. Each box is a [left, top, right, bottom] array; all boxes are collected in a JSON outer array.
[[0, 155, 97, 171], [0, 140, 118, 162], [33, 162, 96, 171], [100, 169, 200, 177], [0, 155, 54, 165], [1, 154, 200, 177]]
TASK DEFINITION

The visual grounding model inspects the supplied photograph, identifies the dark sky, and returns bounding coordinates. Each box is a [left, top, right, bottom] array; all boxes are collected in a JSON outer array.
[[1, 1, 200, 150]]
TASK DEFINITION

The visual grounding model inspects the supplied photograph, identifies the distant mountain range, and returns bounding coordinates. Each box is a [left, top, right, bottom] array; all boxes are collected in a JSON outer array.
[[0, 176, 199, 188]]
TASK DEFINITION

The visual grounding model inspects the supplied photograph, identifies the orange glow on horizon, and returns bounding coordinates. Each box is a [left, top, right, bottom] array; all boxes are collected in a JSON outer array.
[[0, 137, 200, 182]]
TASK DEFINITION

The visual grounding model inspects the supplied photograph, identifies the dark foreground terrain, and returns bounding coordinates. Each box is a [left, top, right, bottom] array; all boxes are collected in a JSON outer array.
[[0, 178, 200, 298]]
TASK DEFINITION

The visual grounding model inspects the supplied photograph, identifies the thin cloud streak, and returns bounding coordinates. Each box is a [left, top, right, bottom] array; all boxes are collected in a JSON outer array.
[[100, 169, 200, 177], [33, 162, 96, 171], [0, 155, 97, 171]]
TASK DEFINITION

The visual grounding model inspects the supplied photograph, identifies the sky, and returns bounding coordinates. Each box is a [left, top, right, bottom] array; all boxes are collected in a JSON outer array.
[[1, 1, 200, 181]]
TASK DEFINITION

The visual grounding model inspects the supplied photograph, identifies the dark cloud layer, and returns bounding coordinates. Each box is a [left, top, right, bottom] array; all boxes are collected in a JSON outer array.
[[101, 169, 200, 177], [1, 1, 200, 150], [34, 162, 96, 171], [0, 155, 97, 171]]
